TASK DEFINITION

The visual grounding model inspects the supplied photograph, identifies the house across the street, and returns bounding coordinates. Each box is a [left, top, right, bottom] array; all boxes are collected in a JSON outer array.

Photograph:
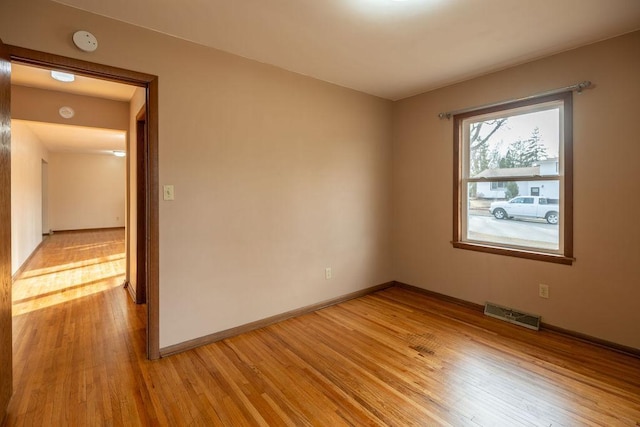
[[475, 158, 559, 199]]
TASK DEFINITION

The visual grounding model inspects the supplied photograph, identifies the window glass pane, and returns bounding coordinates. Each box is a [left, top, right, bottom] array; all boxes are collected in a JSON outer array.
[[466, 108, 560, 179], [466, 181, 560, 251]]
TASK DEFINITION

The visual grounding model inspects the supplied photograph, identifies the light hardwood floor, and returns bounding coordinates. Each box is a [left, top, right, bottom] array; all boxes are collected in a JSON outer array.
[[4, 230, 640, 426]]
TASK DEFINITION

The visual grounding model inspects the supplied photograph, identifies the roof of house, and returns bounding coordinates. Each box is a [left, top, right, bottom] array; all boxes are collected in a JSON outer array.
[[474, 166, 540, 178]]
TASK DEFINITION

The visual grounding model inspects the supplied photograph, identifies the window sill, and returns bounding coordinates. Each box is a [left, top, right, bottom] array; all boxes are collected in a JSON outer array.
[[451, 241, 574, 265]]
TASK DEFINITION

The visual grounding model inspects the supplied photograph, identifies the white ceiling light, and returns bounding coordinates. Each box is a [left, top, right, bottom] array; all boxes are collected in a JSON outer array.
[[113, 151, 126, 157], [51, 71, 75, 83], [58, 106, 75, 119]]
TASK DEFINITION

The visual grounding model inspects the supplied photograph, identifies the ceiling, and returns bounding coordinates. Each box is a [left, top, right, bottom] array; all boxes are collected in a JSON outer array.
[[12, 63, 136, 102], [53, 0, 640, 100], [11, 63, 133, 154], [16, 120, 126, 154]]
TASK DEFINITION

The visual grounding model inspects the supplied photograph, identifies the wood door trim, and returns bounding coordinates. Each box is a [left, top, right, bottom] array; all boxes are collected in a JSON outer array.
[[8, 46, 155, 86], [7, 45, 160, 360], [135, 105, 147, 304], [0, 37, 12, 425]]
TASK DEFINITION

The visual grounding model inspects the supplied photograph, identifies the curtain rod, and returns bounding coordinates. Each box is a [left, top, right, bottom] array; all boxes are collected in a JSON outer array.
[[437, 80, 592, 120]]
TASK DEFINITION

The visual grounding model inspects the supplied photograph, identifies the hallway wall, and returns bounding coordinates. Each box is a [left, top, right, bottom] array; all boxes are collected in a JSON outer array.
[[12, 85, 129, 130], [11, 121, 49, 274], [49, 152, 126, 231]]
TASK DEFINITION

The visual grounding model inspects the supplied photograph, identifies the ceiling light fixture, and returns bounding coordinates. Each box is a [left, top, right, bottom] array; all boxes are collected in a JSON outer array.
[[51, 71, 75, 83], [113, 151, 126, 157]]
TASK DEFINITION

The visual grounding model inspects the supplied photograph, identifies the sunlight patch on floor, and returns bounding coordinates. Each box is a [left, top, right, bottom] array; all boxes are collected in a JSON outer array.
[[12, 256, 125, 315]]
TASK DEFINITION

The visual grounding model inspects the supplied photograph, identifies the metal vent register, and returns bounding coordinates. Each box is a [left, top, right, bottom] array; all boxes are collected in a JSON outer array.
[[484, 302, 541, 330]]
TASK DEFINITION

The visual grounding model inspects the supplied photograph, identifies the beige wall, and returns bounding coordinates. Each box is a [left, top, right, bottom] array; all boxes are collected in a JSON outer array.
[[12, 85, 129, 130], [0, 0, 393, 348], [127, 87, 145, 297], [49, 152, 126, 231], [10, 121, 49, 274], [6, 0, 634, 351], [392, 32, 640, 349]]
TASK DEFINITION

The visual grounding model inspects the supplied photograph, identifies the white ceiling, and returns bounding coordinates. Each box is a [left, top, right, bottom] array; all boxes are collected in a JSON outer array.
[[11, 64, 133, 155], [53, 0, 640, 100], [16, 120, 126, 154], [12, 63, 136, 102]]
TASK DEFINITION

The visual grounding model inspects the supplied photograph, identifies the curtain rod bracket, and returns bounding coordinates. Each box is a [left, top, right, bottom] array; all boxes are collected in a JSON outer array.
[[576, 80, 592, 94], [438, 80, 592, 119]]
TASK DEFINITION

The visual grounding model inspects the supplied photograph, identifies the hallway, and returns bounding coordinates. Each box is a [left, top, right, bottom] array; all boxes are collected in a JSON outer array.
[[12, 229, 127, 316], [8, 229, 149, 425]]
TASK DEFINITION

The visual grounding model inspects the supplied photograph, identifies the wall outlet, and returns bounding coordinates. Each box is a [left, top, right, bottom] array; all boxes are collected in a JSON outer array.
[[539, 283, 549, 299], [325, 267, 332, 280]]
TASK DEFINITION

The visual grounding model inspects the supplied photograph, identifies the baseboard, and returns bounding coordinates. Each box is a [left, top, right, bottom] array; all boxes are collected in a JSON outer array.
[[51, 226, 125, 234], [123, 280, 137, 302], [12, 236, 48, 281], [393, 281, 485, 312], [159, 280, 640, 359], [393, 281, 640, 359], [159, 281, 395, 358], [540, 323, 640, 358]]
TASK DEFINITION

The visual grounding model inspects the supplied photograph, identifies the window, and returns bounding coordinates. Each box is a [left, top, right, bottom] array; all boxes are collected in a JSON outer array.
[[453, 92, 573, 264]]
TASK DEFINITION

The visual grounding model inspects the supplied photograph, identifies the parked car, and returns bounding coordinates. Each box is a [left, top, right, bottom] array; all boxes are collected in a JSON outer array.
[[489, 196, 559, 224]]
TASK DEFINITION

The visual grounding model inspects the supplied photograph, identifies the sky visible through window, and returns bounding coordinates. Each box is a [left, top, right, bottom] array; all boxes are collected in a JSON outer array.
[[480, 109, 560, 159]]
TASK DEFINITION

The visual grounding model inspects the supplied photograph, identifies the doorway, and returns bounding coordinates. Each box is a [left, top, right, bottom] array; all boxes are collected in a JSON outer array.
[[41, 160, 48, 235], [6, 45, 159, 360], [135, 106, 147, 304]]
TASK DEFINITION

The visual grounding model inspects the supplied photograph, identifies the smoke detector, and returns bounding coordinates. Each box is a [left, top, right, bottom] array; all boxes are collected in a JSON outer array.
[[59, 106, 75, 119], [73, 30, 98, 52]]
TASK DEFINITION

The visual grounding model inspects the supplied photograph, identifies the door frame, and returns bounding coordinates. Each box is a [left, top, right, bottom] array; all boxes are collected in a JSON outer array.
[[0, 37, 12, 425], [135, 106, 147, 304], [7, 45, 160, 360]]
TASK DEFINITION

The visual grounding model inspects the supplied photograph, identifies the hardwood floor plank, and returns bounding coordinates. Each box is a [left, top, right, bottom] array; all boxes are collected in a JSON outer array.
[[4, 230, 640, 426]]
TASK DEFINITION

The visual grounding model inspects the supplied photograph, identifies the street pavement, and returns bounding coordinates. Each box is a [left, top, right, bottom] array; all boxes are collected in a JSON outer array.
[[467, 214, 559, 250]]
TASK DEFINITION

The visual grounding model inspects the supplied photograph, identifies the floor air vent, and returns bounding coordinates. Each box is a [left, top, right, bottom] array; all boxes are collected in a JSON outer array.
[[484, 302, 541, 330]]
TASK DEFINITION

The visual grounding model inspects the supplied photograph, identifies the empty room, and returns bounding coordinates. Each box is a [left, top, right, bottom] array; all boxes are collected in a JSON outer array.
[[1, 0, 639, 425]]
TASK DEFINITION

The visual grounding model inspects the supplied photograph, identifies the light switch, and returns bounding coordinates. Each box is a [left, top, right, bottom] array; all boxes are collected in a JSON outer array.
[[163, 185, 175, 201]]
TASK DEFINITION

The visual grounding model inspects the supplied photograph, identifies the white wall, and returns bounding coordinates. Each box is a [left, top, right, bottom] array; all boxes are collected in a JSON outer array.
[[49, 152, 126, 231], [11, 121, 49, 274]]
